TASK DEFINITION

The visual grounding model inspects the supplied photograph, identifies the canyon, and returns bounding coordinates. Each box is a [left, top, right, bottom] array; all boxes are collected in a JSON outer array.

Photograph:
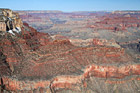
[[0, 9, 140, 93]]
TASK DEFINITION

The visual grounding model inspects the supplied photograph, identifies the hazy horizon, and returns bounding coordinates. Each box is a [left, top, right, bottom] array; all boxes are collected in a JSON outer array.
[[0, 0, 140, 12], [10, 9, 140, 13]]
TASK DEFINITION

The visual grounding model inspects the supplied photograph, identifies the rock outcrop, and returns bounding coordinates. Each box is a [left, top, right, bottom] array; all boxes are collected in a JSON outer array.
[[0, 9, 23, 35]]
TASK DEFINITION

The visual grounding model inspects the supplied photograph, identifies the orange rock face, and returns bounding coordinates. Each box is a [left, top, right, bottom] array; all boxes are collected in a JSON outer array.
[[1, 63, 140, 92], [1, 77, 50, 91], [83, 64, 140, 79]]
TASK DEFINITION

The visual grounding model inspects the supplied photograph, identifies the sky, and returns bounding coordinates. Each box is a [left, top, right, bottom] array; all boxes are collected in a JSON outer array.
[[0, 0, 140, 12]]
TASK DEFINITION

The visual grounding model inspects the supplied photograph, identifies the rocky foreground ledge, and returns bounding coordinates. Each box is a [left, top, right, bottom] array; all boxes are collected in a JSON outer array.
[[0, 9, 22, 35], [0, 9, 140, 93]]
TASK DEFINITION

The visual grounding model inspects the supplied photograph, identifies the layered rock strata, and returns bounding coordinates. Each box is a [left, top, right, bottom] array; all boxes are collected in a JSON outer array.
[[0, 9, 140, 93]]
